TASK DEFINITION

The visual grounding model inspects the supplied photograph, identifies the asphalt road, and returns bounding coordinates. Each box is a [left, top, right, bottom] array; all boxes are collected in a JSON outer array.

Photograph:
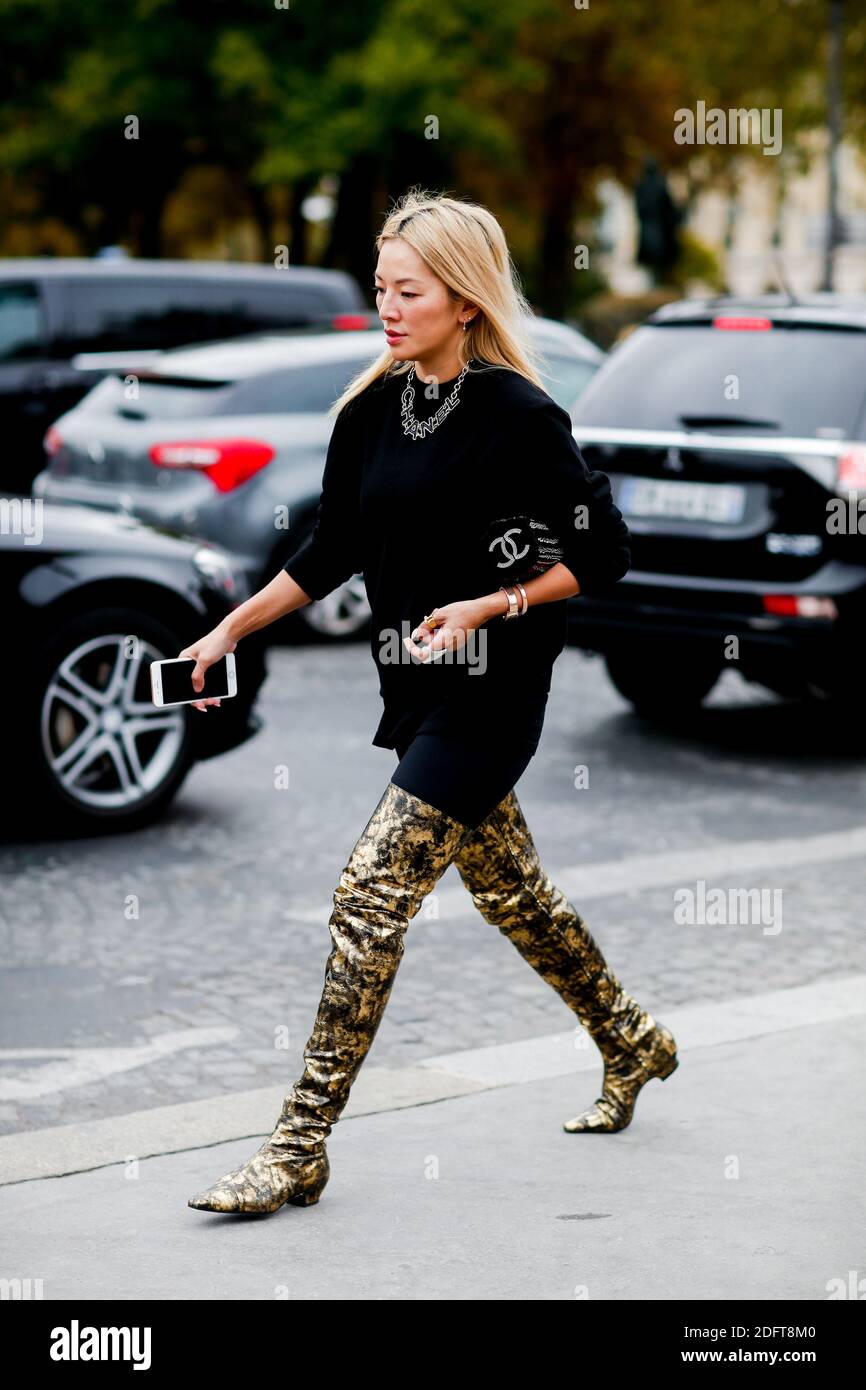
[[2, 639, 864, 1138]]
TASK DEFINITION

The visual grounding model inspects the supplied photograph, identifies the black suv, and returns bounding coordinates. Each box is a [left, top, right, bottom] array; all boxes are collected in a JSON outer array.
[[568, 295, 866, 714], [0, 258, 367, 492]]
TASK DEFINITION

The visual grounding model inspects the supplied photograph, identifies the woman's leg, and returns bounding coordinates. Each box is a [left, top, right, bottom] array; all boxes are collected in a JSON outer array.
[[188, 780, 473, 1214], [451, 789, 678, 1132]]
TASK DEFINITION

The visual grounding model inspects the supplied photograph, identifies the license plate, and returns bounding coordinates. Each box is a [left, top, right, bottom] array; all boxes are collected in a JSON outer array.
[[618, 477, 747, 524]]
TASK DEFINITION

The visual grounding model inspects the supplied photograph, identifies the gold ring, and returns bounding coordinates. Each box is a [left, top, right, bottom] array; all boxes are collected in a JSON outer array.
[[423, 611, 441, 628]]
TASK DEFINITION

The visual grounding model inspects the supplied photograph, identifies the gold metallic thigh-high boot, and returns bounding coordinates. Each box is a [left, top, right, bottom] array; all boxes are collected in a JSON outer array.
[[188, 782, 472, 1214], [452, 790, 678, 1134]]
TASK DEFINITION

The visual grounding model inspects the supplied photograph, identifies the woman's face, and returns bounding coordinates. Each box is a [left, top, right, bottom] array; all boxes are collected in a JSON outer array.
[[374, 237, 469, 366]]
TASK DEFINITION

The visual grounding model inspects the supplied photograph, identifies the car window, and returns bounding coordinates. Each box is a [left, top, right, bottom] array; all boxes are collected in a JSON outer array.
[[229, 349, 600, 416], [538, 353, 600, 412], [573, 324, 866, 439], [59, 278, 331, 354], [0, 282, 45, 361], [75, 372, 233, 419], [75, 349, 596, 421], [225, 358, 376, 414]]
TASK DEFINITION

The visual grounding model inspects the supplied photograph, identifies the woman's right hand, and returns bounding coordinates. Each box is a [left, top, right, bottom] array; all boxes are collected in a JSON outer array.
[[178, 625, 237, 712]]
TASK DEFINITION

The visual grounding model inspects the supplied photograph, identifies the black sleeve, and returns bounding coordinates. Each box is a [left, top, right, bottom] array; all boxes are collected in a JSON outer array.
[[282, 399, 365, 601], [511, 398, 631, 595]]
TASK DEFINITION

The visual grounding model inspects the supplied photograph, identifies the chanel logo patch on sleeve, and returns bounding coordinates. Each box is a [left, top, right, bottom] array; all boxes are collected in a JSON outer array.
[[480, 515, 565, 583]]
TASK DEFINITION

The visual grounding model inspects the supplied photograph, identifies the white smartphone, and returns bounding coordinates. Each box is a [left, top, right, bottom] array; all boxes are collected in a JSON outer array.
[[150, 653, 237, 707]]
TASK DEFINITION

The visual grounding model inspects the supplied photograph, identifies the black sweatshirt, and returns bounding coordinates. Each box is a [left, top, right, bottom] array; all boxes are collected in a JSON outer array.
[[283, 358, 631, 750]]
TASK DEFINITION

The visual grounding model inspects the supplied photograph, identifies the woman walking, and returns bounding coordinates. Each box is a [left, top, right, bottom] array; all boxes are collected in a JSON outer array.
[[185, 189, 678, 1216]]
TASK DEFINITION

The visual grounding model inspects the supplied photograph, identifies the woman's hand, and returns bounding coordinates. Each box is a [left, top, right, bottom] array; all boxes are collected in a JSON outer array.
[[177, 623, 237, 711], [403, 599, 488, 663]]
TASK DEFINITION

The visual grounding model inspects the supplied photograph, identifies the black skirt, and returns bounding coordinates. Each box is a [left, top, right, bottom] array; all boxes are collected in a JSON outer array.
[[390, 687, 550, 828]]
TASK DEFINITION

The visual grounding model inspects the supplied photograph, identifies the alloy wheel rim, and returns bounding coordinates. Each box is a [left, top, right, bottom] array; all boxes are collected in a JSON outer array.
[[301, 575, 370, 637], [40, 633, 186, 810]]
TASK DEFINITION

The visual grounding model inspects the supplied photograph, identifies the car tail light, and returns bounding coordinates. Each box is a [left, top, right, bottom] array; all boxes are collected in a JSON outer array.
[[148, 438, 275, 492], [763, 595, 838, 619], [712, 316, 773, 330], [44, 425, 64, 456], [836, 447, 866, 490], [331, 313, 375, 330]]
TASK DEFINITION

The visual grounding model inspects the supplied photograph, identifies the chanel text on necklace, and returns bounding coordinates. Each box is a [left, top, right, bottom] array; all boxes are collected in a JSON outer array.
[[400, 363, 469, 440]]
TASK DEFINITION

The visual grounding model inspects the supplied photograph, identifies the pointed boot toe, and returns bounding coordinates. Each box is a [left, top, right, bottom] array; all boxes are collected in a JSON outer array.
[[187, 1185, 244, 1213], [563, 1097, 628, 1134]]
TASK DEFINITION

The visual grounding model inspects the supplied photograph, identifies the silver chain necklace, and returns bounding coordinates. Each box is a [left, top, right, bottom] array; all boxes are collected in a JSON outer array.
[[400, 361, 469, 440]]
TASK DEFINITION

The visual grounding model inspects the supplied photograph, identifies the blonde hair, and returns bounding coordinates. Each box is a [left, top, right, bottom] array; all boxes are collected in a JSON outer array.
[[327, 186, 547, 417]]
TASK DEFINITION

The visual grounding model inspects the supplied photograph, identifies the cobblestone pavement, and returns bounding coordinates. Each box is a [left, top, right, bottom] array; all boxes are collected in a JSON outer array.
[[1, 640, 864, 1136]]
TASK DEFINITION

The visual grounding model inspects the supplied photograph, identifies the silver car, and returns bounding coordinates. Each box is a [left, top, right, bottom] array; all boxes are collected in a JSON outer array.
[[34, 322, 603, 641]]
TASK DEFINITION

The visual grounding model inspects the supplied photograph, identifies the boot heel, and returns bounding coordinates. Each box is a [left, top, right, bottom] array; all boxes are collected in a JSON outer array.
[[288, 1181, 327, 1207]]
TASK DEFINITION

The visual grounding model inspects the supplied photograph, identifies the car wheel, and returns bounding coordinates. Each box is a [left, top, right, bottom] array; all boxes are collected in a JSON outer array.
[[25, 607, 195, 834], [604, 643, 721, 717], [294, 572, 371, 642]]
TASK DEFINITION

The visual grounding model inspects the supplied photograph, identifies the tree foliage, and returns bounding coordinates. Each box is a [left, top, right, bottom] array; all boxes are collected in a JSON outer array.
[[0, 0, 862, 309]]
